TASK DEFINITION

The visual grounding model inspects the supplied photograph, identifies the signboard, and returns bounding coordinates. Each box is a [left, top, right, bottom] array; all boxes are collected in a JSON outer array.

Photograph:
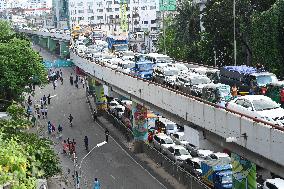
[[159, 0, 176, 11], [94, 81, 107, 110], [132, 102, 148, 141], [120, 0, 128, 32], [231, 153, 257, 189]]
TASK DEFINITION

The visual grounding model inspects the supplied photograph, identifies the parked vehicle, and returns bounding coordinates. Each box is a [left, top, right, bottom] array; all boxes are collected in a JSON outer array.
[[164, 145, 192, 164], [117, 60, 135, 74], [202, 83, 232, 103], [106, 35, 129, 54], [219, 65, 278, 95], [153, 133, 175, 153], [108, 100, 120, 113], [205, 152, 231, 162], [155, 118, 178, 135], [167, 63, 189, 74], [263, 178, 284, 189], [113, 105, 125, 119], [265, 81, 284, 108], [170, 132, 190, 146], [188, 76, 212, 97], [226, 95, 284, 126], [146, 53, 173, 63], [153, 66, 179, 86], [201, 159, 232, 189], [130, 61, 153, 80], [180, 157, 203, 177]]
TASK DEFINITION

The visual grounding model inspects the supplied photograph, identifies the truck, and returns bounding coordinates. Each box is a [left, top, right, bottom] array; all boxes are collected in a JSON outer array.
[[201, 159, 232, 189], [130, 61, 153, 80], [106, 35, 129, 55]]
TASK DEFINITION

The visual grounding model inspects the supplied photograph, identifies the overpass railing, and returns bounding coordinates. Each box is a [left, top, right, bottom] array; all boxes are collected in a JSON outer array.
[[70, 51, 284, 168]]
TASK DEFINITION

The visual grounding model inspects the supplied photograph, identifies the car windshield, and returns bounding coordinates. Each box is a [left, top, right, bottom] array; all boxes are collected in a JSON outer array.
[[252, 99, 280, 111], [191, 77, 211, 85], [175, 148, 189, 156], [164, 70, 179, 76], [110, 103, 117, 106], [256, 74, 278, 86], [221, 175, 232, 184], [167, 123, 176, 130], [162, 138, 173, 144]]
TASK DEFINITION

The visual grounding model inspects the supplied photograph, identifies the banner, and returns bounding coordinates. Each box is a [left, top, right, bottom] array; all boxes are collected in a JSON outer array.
[[159, 0, 176, 11], [231, 153, 257, 189], [94, 81, 107, 110], [132, 102, 148, 141], [120, 0, 128, 32]]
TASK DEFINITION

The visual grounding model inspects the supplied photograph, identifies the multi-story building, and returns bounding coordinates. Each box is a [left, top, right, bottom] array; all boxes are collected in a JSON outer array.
[[68, 0, 159, 33], [52, 0, 69, 29], [0, 0, 8, 12]]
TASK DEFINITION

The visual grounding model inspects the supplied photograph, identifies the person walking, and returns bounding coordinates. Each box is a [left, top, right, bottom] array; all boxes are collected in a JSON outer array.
[[82, 79, 85, 88], [105, 128, 109, 143], [41, 105, 45, 119], [51, 123, 56, 137], [31, 115, 36, 127], [58, 124, 63, 139], [60, 69, 63, 78], [47, 94, 51, 105], [44, 107, 48, 119], [84, 136, 89, 151], [60, 76, 63, 85], [47, 121, 52, 135], [43, 95, 47, 105], [70, 74, 74, 85], [62, 140, 68, 154], [92, 178, 100, 189]]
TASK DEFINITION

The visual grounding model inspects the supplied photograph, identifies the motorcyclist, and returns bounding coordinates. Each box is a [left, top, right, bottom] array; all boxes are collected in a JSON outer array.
[[84, 136, 89, 151]]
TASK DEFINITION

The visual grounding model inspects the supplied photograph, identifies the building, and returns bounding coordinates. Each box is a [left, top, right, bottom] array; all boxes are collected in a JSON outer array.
[[0, 0, 8, 12], [68, 0, 159, 33], [52, 0, 69, 29]]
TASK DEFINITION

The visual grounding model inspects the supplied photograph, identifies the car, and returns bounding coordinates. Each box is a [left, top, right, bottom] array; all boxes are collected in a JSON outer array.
[[263, 178, 284, 189], [108, 100, 120, 113], [187, 76, 212, 97], [205, 152, 231, 161], [153, 66, 179, 86], [180, 157, 203, 177], [113, 105, 125, 119], [226, 95, 284, 126], [197, 149, 214, 158], [155, 118, 178, 135], [164, 145, 192, 164], [170, 132, 189, 146], [50, 28, 56, 33], [184, 143, 199, 157], [153, 133, 175, 153], [168, 63, 189, 74]]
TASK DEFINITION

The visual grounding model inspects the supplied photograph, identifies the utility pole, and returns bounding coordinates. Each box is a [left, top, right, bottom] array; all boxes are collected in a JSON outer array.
[[162, 0, 166, 55], [233, 0, 236, 66]]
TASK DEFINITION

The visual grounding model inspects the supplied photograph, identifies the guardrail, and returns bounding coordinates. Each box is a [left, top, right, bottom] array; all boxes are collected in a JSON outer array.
[[70, 51, 284, 168]]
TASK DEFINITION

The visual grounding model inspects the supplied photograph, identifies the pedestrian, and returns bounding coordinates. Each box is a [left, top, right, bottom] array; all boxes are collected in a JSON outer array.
[[62, 140, 68, 154], [92, 178, 100, 189], [70, 74, 74, 85], [60, 76, 63, 85], [105, 128, 109, 143], [43, 95, 47, 105], [47, 121, 52, 134], [40, 98, 43, 106], [67, 138, 72, 155], [32, 83, 36, 91], [28, 96, 32, 106], [58, 124, 63, 139], [71, 139, 76, 154], [84, 136, 89, 150], [75, 75, 79, 83], [51, 123, 56, 137], [82, 79, 85, 88], [31, 115, 36, 127], [60, 69, 63, 78], [41, 106, 45, 119], [53, 80, 57, 90], [47, 94, 51, 105], [75, 80, 78, 89], [27, 106, 32, 119], [44, 107, 48, 118]]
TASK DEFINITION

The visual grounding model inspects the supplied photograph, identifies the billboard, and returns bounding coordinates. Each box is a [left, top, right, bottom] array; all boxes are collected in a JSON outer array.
[[132, 102, 148, 141], [231, 153, 257, 189], [159, 0, 176, 11]]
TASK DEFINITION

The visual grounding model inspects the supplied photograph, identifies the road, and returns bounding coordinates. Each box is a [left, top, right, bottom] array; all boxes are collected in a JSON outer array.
[[33, 46, 167, 189]]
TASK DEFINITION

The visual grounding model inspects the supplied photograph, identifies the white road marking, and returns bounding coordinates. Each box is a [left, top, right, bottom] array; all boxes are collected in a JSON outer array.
[[50, 95, 57, 98], [110, 174, 116, 180]]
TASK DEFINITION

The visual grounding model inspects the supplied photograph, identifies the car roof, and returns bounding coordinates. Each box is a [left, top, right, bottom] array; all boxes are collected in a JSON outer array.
[[155, 133, 171, 139], [172, 145, 186, 149], [265, 178, 284, 187], [198, 149, 213, 156], [235, 95, 272, 101], [212, 152, 229, 158]]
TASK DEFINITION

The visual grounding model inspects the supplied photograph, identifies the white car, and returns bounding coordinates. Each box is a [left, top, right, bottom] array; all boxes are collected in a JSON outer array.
[[226, 95, 284, 126], [263, 178, 284, 189], [205, 152, 231, 161], [113, 105, 125, 119], [168, 63, 189, 74], [153, 133, 175, 153], [165, 145, 192, 164], [108, 100, 120, 113], [197, 149, 214, 158]]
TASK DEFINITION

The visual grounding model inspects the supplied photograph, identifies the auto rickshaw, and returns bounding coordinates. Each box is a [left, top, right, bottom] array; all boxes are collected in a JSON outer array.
[[202, 83, 232, 103], [265, 81, 284, 108]]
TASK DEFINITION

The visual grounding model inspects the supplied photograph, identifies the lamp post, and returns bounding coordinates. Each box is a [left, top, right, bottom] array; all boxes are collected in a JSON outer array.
[[233, 0, 236, 66], [77, 141, 107, 189]]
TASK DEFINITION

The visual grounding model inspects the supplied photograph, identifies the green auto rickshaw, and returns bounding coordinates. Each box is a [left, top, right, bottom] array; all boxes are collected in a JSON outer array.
[[265, 81, 284, 108], [202, 83, 232, 103]]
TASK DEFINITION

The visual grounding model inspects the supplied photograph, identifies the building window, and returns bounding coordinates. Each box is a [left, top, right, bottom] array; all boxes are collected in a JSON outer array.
[[97, 9, 103, 12], [78, 10, 84, 13], [150, 6, 156, 10], [87, 9, 93, 13], [151, 20, 156, 24], [106, 8, 112, 12], [115, 8, 119, 11], [143, 21, 148, 24], [77, 2, 83, 6]]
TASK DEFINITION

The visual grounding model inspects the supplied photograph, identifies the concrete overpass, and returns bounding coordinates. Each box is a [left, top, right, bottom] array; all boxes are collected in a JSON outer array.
[[21, 29, 284, 177]]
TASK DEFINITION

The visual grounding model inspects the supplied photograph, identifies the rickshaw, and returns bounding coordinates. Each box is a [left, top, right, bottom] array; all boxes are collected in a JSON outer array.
[[202, 83, 232, 103], [265, 81, 284, 108]]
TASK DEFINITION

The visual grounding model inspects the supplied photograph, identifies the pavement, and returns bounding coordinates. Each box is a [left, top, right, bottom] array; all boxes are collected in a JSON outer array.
[[29, 46, 187, 189]]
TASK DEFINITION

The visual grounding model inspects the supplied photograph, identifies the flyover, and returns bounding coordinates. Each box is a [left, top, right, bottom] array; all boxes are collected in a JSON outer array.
[[21, 29, 284, 177]]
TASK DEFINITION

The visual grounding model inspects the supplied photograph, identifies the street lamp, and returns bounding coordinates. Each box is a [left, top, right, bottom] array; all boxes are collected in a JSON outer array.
[[77, 141, 107, 188], [233, 0, 237, 66]]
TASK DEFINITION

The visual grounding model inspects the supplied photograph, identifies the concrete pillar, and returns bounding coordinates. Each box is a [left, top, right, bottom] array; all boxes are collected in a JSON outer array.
[[48, 37, 56, 52], [132, 101, 148, 153], [59, 41, 69, 58]]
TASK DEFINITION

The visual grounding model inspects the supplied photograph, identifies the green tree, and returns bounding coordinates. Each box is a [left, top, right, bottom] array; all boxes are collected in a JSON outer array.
[[0, 20, 47, 102]]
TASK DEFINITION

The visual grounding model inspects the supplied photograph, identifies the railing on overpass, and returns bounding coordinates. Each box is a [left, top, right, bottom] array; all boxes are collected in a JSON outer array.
[[70, 51, 284, 169], [20, 29, 71, 41]]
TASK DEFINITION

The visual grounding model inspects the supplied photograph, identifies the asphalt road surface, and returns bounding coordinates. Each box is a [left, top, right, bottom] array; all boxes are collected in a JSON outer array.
[[33, 46, 167, 189]]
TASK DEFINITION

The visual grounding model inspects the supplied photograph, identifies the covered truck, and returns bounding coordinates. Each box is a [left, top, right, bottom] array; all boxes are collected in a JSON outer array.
[[106, 35, 129, 54], [201, 158, 232, 189]]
